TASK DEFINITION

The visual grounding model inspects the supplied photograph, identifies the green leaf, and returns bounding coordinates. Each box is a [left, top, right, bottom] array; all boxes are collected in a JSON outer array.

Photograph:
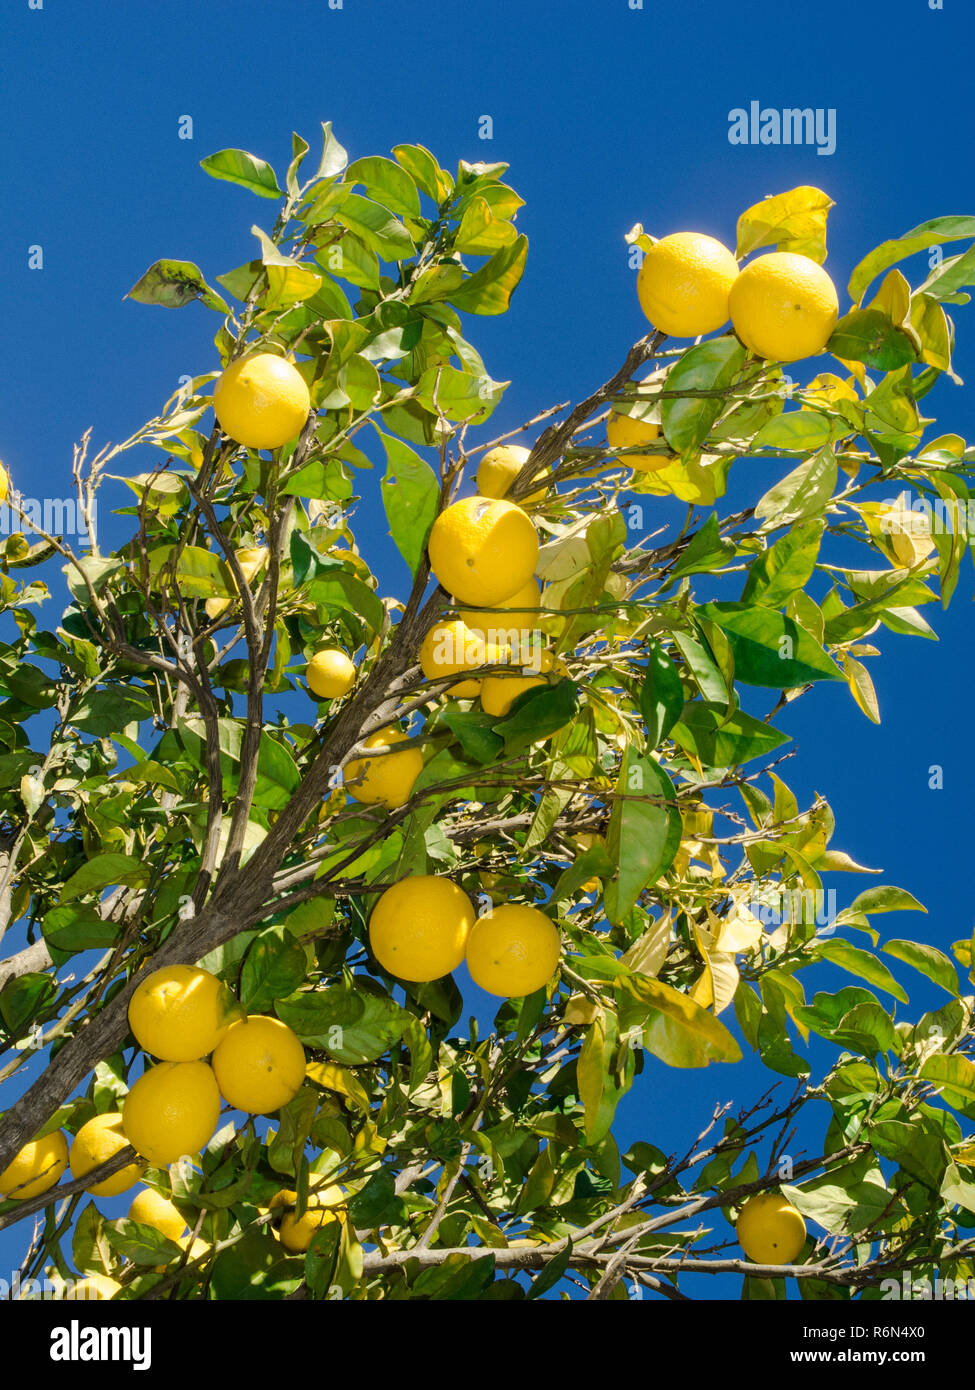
[[241, 926, 308, 1011], [671, 703, 790, 767], [754, 447, 837, 530], [61, 852, 150, 902], [305, 567, 384, 637], [827, 310, 917, 371], [126, 259, 229, 313], [577, 1010, 629, 1144], [267, 1086, 319, 1176], [200, 148, 283, 200], [147, 544, 231, 599], [450, 235, 528, 315], [104, 1219, 184, 1268], [42, 905, 120, 953], [740, 520, 824, 608], [848, 216, 975, 304], [316, 121, 349, 180], [345, 156, 421, 218], [697, 603, 842, 687], [0, 972, 56, 1036], [440, 707, 503, 766], [72, 687, 154, 736], [603, 751, 682, 925], [492, 680, 580, 755], [920, 1055, 975, 1119], [660, 338, 747, 452], [379, 435, 440, 577], [669, 513, 736, 579], [847, 885, 926, 916], [639, 640, 685, 747], [752, 410, 832, 454], [526, 1240, 573, 1299], [416, 363, 506, 421], [336, 193, 414, 262], [622, 974, 742, 1067], [348, 1168, 407, 1228], [814, 940, 908, 1004], [392, 143, 452, 202], [882, 940, 958, 996], [275, 986, 408, 1064]]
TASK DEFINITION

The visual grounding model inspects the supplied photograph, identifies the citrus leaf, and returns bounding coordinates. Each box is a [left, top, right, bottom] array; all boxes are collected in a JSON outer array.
[[200, 148, 283, 200]]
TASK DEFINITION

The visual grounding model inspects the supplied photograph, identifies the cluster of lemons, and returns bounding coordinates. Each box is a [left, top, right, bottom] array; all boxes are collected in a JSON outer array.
[[609, 230, 840, 469]]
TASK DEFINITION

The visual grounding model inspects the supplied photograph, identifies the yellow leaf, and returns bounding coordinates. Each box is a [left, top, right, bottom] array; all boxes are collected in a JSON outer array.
[[867, 268, 912, 327], [843, 654, 881, 724], [712, 901, 764, 954], [620, 911, 672, 979], [736, 186, 835, 264], [306, 1061, 371, 1112]]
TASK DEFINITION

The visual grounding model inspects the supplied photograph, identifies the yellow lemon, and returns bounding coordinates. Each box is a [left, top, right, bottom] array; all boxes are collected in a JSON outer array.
[[476, 445, 547, 504], [729, 252, 838, 362], [637, 232, 739, 338], [0, 462, 10, 504], [460, 577, 543, 645], [213, 353, 311, 450], [306, 649, 356, 699], [428, 497, 538, 607], [478, 647, 565, 718], [128, 964, 241, 1062], [736, 1192, 807, 1264], [70, 1114, 144, 1197], [0, 1130, 68, 1201], [270, 1184, 346, 1253], [122, 1061, 222, 1167], [65, 1274, 121, 1301], [127, 1188, 187, 1242], [606, 412, 666, 472], [369, 875, 476, 982], [345, 728, 423, 809], [419, 618, 504, 696], [211, 1015, 306, 1115], [465, 904, 561, 997]]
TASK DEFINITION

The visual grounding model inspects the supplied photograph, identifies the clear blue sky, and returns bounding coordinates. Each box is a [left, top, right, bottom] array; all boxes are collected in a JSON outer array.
[[1, 0, 972, 1295]]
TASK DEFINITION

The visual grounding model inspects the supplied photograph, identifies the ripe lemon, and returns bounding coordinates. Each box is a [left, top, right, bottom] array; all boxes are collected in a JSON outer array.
[[128, 964, 241, 1062], [637, 232, 739, 338], [0, 1130, 68, 1201], [306, 649, 356, 699], [65, 1274, 121, 1301], [428, 497, 538, 607], [736, 1192, 807, 1264], [0, 462, 10, 504], [70, 1114, 144, 1197], [122, 1061, 222, 1167], [480, 672, 545, 717], [476, 445, 547, 504], [211, 1015, 306, 1115], [465, 904, 561, 997], [205, 546, 268, 622], [729, 252, 838, 362], [127, 1188, 187, 1242], [213, 353, 311, 450], [270, 1184, 345, 1253], [607, 412, 666, 472], [420, 618, 503, 696], [369, 875, 476, 981], [460, 577, 542, 644], [345, 728, 423, 809]]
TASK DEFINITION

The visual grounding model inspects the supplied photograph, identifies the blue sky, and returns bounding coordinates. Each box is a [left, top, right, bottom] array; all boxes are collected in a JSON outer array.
[[1, 0, 973, 1295]]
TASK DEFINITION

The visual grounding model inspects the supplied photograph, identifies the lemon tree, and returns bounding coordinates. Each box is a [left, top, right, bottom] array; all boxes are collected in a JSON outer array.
[[1, 137, 975, 1303]]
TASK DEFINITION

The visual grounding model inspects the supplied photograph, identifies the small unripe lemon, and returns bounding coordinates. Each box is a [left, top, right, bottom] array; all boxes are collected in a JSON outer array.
[[369, 875, 475, 982], [122, 1061, 222, 1167], [211, 1015, 306, 1115], [345, 728, 423, 810], [69, 1114, 144, 1197], [465, 904, 561, 998], [306, 649, 356, 700], [213, 353, 311, 450], [736, 1192, 807, 1264], [0, 1130, 68, 1201]]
